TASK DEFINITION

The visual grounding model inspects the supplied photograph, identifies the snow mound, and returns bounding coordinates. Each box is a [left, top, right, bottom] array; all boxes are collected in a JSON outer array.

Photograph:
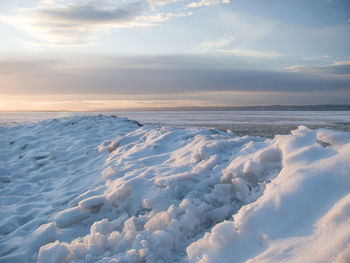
[[187, 126, 350, 263], [1, 116, 350, 263]]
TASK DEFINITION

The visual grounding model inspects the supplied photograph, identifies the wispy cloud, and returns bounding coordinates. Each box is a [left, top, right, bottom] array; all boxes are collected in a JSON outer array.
[[148, 0, 182, 7], [198, 35, 283, 58], [284, 65, 305, 72], [219, 11, 275, 44], [199, 36, 234, 50], [0, 0, 192, 45], [217, 48, 283, 58], [285, 61, 350, 75], [186, 0, 229, 8], [333, 61, 350, 66], [195, 10, 283, 58]]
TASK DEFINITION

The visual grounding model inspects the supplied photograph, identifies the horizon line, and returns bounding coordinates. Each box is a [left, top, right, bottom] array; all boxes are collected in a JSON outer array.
[[1, 104, 350, 113]]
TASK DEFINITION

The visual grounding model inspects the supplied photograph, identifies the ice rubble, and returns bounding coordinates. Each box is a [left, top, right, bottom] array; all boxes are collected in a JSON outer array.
[[1, 116, 350, 263]]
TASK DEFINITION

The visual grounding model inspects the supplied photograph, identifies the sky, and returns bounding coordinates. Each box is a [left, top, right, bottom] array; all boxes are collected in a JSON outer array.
[[0, 0, 349, 111]]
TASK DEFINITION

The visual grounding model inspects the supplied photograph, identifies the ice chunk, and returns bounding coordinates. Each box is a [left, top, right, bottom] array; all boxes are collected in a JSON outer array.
[[90, 219, 113, 235], [144, 211, 171, 232], [54, 207, 90, 228], [38, 241, 69, 263], [78, 195, 105, 213], [30, 223, 59, 251]]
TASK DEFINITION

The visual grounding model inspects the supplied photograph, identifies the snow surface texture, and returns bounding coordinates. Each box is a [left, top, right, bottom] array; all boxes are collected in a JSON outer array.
[[1, 116, 350, 263]]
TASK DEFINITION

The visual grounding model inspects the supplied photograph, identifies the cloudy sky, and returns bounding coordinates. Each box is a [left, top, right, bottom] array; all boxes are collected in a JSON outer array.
[[0, 0, 349, 111]]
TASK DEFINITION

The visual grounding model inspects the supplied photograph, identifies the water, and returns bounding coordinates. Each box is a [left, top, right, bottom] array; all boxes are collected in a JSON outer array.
[[1, 111, 350, 137]]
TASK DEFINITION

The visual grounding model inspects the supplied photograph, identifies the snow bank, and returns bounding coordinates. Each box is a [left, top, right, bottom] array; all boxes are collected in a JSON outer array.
[[1, 116, 350, 263], [187, 126, 350, 263]]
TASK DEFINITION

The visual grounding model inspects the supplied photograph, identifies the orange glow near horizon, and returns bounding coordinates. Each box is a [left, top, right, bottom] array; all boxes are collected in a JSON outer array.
[[0, 94, 226, 112], [1, 90, 347, 112], [0, 91, 267, 112]]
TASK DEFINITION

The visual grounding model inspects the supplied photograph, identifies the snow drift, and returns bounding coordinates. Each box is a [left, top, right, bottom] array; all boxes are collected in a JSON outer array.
[[0, 115, 350, 263]]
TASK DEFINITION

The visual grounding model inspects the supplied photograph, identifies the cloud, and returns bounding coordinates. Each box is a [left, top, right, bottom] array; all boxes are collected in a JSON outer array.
[[284, 65, 305, 72], [0, 0, 191, 45], [285, 61, 350, 75], [186, 0, 229, 8], [148, 0, 181, 7], [36, 1, 145, 23], [196, 12, 280, 57], [333, 61, 350, 66], [217, 48, 283, 58], [206, 11, 276, 55], [1, 55, 349, 97], [199, 36, 234, 50]]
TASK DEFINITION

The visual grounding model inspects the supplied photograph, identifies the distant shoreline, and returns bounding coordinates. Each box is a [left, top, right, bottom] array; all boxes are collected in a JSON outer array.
[[1, 104, 350, 113], [107, 105, 350, 112]]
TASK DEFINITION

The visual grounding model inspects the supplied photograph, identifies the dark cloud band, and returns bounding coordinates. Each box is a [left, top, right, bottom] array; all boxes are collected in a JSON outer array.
[[1, 56, 349, 96]]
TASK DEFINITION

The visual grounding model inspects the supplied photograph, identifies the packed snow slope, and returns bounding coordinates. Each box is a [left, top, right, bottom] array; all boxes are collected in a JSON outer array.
[[1, 115, 350, 263]]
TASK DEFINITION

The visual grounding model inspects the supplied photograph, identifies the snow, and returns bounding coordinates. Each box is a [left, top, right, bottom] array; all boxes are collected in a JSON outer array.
[[1, 115, 350, 263], [187, 126, 350, 263]]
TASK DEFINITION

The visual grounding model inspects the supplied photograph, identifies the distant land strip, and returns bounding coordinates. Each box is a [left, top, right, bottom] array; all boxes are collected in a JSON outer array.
[[96, 104, 350, 112], [6, 104, 350, 112]]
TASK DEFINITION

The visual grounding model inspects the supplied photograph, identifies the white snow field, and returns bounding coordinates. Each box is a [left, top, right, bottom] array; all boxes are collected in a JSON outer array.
[[1, 115, 350, 263]]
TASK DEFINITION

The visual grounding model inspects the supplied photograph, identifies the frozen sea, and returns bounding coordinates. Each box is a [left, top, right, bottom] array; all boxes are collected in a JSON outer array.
[[1, 111, 350, 137], [1, 112, 350, 262]]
